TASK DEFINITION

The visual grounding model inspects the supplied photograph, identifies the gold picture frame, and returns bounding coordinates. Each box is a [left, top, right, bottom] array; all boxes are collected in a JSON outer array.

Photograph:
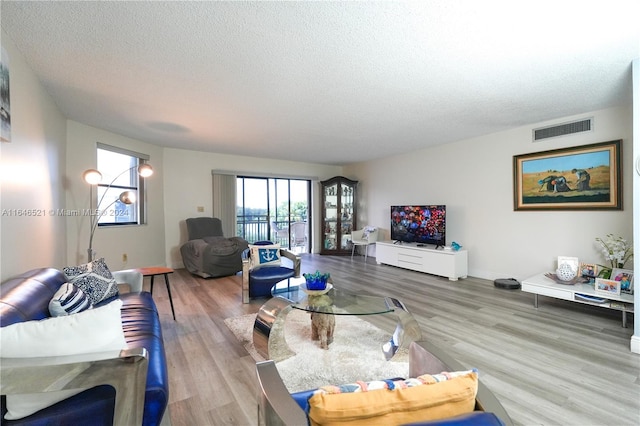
[[513, 140, 621, 210]]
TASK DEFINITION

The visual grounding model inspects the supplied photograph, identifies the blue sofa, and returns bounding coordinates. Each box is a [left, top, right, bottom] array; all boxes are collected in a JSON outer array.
[[0, 267, 169, 426]]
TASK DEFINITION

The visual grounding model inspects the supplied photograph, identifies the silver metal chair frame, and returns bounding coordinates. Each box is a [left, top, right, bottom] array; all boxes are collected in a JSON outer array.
[[1, 348, 149, 425]]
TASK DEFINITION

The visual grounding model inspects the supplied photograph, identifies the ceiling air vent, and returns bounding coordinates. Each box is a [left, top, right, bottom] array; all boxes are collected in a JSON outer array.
[[532, 118, 593, 142]]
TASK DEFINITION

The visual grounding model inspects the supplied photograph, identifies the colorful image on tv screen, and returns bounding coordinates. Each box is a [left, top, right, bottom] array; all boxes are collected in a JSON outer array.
[[390, 205, 446, 245]]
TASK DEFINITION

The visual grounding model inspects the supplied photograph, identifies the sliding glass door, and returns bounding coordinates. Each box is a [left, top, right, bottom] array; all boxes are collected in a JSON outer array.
[[236, 176, 310, 252]]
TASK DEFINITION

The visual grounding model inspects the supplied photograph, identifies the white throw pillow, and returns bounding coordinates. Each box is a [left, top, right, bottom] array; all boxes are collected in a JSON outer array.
[[249, 244, 281, 267], [1, 299, 127, 420]]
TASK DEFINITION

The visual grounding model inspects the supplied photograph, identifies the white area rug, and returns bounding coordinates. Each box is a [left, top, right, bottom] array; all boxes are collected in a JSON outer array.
[[224, 310, 409, 392]]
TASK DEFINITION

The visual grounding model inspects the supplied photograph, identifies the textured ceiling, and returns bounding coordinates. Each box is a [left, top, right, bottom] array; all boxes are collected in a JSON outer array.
[[1, 1, 639, 165]]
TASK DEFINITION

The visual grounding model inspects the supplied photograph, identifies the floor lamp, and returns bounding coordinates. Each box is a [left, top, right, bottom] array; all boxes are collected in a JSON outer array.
[[83, 164, 153, 262]]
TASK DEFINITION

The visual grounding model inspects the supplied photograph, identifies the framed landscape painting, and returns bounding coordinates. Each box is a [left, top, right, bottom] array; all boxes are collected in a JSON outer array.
[[513, 140, 621, 210]]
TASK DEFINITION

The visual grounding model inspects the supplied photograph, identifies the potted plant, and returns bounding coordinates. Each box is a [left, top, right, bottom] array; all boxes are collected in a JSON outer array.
[[595, 234, 633, 278]]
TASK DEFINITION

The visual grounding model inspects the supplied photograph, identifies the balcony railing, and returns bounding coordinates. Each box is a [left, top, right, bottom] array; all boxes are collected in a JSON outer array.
[[236, 215, 306, 248], [236, 215, 269, 243]]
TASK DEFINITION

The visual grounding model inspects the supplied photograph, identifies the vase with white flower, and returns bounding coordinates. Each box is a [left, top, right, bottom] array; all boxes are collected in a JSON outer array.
[[595, 234, 633, 278]]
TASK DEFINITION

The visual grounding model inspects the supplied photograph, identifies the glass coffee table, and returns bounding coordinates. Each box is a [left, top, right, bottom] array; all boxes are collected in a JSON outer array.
[[253, 276, 422, 362]]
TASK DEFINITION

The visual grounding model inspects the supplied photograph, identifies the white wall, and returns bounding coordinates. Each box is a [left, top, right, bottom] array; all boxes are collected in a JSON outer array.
[[0, 30, 68, 280], [345, 105, 633, 282], [65, 121, 166, 270], [162, 147, 342, 268]]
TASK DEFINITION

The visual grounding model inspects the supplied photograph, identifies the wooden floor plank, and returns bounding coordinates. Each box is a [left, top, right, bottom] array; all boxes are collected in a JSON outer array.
[[158, 254, 639, 426]]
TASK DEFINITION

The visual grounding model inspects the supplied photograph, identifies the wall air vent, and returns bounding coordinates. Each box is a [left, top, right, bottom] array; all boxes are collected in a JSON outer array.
[[532, 118, 593, 142]]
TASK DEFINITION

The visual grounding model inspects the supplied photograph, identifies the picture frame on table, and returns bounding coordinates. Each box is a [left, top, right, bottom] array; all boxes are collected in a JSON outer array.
[[595, 278, 621, 296], [610, 268, 634, 294], [513, 140, 621, 210], [579, 262, 598, 284], [557, 256, 579, 272]]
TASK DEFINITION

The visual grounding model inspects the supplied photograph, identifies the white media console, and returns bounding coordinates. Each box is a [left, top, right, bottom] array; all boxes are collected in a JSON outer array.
[[375, 241, 468, 281], [521, 273, 634, 327]]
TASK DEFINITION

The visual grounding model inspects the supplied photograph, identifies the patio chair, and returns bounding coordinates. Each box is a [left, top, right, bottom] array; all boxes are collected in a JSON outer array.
[[289, 222, 307, 251], [270, 220, 289, 245]]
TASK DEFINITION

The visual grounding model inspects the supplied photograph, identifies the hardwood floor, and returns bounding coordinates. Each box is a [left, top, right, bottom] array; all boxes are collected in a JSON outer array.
[[151, 254, 639, 426]]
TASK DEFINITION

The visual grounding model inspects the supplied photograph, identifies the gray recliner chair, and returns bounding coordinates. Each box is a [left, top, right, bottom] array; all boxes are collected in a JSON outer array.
[[180, 217, 249, 278]]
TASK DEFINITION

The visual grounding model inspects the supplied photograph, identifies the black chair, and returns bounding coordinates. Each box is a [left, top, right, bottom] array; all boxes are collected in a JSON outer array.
[[241, 241, 301, 303]]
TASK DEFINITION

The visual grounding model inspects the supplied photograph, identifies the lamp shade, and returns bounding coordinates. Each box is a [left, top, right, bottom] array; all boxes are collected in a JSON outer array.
[[138, 164, 153, 178], [119, 191, 137, 204], [82, 169, 102, 185]]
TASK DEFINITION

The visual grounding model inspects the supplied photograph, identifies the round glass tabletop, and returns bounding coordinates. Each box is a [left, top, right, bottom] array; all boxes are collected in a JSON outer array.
[[271, 276, 393, 315]]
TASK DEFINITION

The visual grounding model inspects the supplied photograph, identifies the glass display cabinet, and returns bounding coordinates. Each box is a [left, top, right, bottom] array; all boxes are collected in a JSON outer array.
[[320, 176, 358, 255]]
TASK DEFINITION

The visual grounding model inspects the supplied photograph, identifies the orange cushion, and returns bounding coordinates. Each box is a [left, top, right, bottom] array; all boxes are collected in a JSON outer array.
[[307, 372, 478, 426]]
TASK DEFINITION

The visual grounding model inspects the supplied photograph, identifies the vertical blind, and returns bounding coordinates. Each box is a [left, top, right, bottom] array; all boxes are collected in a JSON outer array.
[[212, 172, 237, 237]]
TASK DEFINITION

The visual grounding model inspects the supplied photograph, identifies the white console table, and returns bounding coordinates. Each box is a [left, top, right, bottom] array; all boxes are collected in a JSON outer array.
[[375, 241, 468, 281], [521, 273, 634, 327]]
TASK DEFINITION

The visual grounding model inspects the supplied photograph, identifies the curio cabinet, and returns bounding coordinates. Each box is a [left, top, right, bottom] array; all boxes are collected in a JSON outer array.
[[320, 176, 358, 255]]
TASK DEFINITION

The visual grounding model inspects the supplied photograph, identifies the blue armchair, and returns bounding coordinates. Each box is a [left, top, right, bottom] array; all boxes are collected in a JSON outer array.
[[242, 241, 301, 303]]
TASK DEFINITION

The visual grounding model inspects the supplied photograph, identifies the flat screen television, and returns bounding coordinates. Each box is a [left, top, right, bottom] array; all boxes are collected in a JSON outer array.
[[390, 205, 446, 247]]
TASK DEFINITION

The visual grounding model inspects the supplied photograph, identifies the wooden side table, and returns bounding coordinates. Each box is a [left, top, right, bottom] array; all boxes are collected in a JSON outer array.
[[134, 266, 176, 320]]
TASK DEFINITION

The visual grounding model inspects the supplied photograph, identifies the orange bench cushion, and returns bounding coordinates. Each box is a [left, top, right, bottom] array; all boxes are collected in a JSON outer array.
[[308, 371, 478, 426]]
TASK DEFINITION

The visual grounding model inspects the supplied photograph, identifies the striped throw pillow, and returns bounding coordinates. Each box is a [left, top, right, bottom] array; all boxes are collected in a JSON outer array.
[[49, 282, 92, 316]]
